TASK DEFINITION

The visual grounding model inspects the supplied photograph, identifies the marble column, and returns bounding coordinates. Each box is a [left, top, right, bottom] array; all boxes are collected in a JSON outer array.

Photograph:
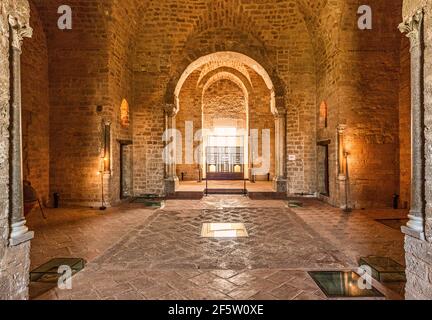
[[399, 10, 425, 239], [8, 15, 34, 246], [164, 104, 179, 195], [273, 112, 287, 192]]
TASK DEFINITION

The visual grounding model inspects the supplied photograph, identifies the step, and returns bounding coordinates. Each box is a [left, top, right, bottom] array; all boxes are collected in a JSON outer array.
[[165, 192, 204, 200], [248, 192, 287, 200], [204, 188, 247, 195]]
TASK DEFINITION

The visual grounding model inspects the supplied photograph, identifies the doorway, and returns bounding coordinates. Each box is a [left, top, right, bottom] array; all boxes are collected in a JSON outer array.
[[317, 141, 330, 197], [119, 141, 133, 199]]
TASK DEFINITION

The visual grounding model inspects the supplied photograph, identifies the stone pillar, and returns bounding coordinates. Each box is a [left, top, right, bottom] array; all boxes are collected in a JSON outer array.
[[164, 104, 179, 195], [337, 124, 349, 210], [8, 14, 34, 246], [273, 112, 287, 192], [399, 10, 425, 239]]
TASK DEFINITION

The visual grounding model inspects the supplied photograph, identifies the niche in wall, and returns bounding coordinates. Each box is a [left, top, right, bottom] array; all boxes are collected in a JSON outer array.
[[317, 140, 330, 196]]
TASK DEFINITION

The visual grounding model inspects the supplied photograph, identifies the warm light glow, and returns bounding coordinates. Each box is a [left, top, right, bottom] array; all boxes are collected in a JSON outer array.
[[201, 223, 249, 238], [214, 127, 237, 136], [120, 99, 130, 128], [319, 101, 328, 128]]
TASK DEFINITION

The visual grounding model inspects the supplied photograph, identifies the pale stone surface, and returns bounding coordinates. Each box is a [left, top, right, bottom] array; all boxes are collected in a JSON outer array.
[[402, 0, 432, 300], [404, 236, 432, 299]]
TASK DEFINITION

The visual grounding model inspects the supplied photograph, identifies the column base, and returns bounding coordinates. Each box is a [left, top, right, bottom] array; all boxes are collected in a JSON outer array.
[[337, 174, 350, 210], [165, 176, 180, 195], [402, 213, 425, 240], [273, 177, 287, 193], [10, 220, 34, 246]]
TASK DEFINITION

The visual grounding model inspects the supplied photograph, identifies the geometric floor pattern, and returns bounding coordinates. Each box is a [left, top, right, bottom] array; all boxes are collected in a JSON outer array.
[[29, 196, 406, 300], [95, 207, 351, 270]]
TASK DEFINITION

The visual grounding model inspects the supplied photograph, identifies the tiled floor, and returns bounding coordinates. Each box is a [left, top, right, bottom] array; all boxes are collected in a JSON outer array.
[[27, 196, 407, 300], [177, 180, 275, 192]]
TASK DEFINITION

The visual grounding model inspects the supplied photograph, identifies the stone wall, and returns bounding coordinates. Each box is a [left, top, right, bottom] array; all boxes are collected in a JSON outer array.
[[26, 0, 138, 206], [106, 0, 137, 204], [203, 80, 246, 131], [21, 0, 49, 205], [316, 0, 405, 208], [133, 0, 317, 196], [404, 236, 432, 299], [403, 0, 429, 18], [0, 0, 32, 300], [31, 0, 112, 206], [26, 0, 320, 199], [248, 69, 275, 181], [175, 63, 276, 183], [176, 71, 202, 181], [399, 36, 411, 209], [23, 0, 412, 206], [401, 0, 432, 300], [0, 242, 31, 299]]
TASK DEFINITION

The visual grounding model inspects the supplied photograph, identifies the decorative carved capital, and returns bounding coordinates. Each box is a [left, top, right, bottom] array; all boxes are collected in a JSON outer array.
[[8, 14, 32, 51], [399, 9, 423, 51]]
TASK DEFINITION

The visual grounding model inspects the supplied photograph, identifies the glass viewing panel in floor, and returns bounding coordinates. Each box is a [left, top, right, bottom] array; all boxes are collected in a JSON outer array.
[[30, 258, 85, 283], [308, 271, 384, 298], [201, 223, 249, 238], [359, 256, 406, 282]]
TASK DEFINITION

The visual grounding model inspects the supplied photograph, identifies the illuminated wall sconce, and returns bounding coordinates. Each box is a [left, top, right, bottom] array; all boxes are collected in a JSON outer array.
[[102, 121, 111, 172], [120, 99, 130, 128], [337, 124, 352, 213], [99, 155, 107, 211], [319, 101, 328, 129], [98, 120, 111, 211], [337, 124, 347, 177]]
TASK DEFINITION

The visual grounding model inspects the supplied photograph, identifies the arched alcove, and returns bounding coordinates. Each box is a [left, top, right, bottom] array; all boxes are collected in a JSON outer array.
[[168, 51, 285, 193], [120, 99, 130, 128]]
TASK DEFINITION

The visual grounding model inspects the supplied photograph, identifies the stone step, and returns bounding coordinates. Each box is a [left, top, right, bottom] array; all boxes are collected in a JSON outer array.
[[165, 192, 204, 200], [248, 192, 288, 200], [204, 188, 247, 195]]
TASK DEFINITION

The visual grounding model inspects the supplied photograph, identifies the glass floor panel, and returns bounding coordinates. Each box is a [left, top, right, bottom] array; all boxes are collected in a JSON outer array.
[[359, 256, 406, 282], [30, 258, 85, 283], [308, 271, 384, 298], [201, 223, 249, 238]]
